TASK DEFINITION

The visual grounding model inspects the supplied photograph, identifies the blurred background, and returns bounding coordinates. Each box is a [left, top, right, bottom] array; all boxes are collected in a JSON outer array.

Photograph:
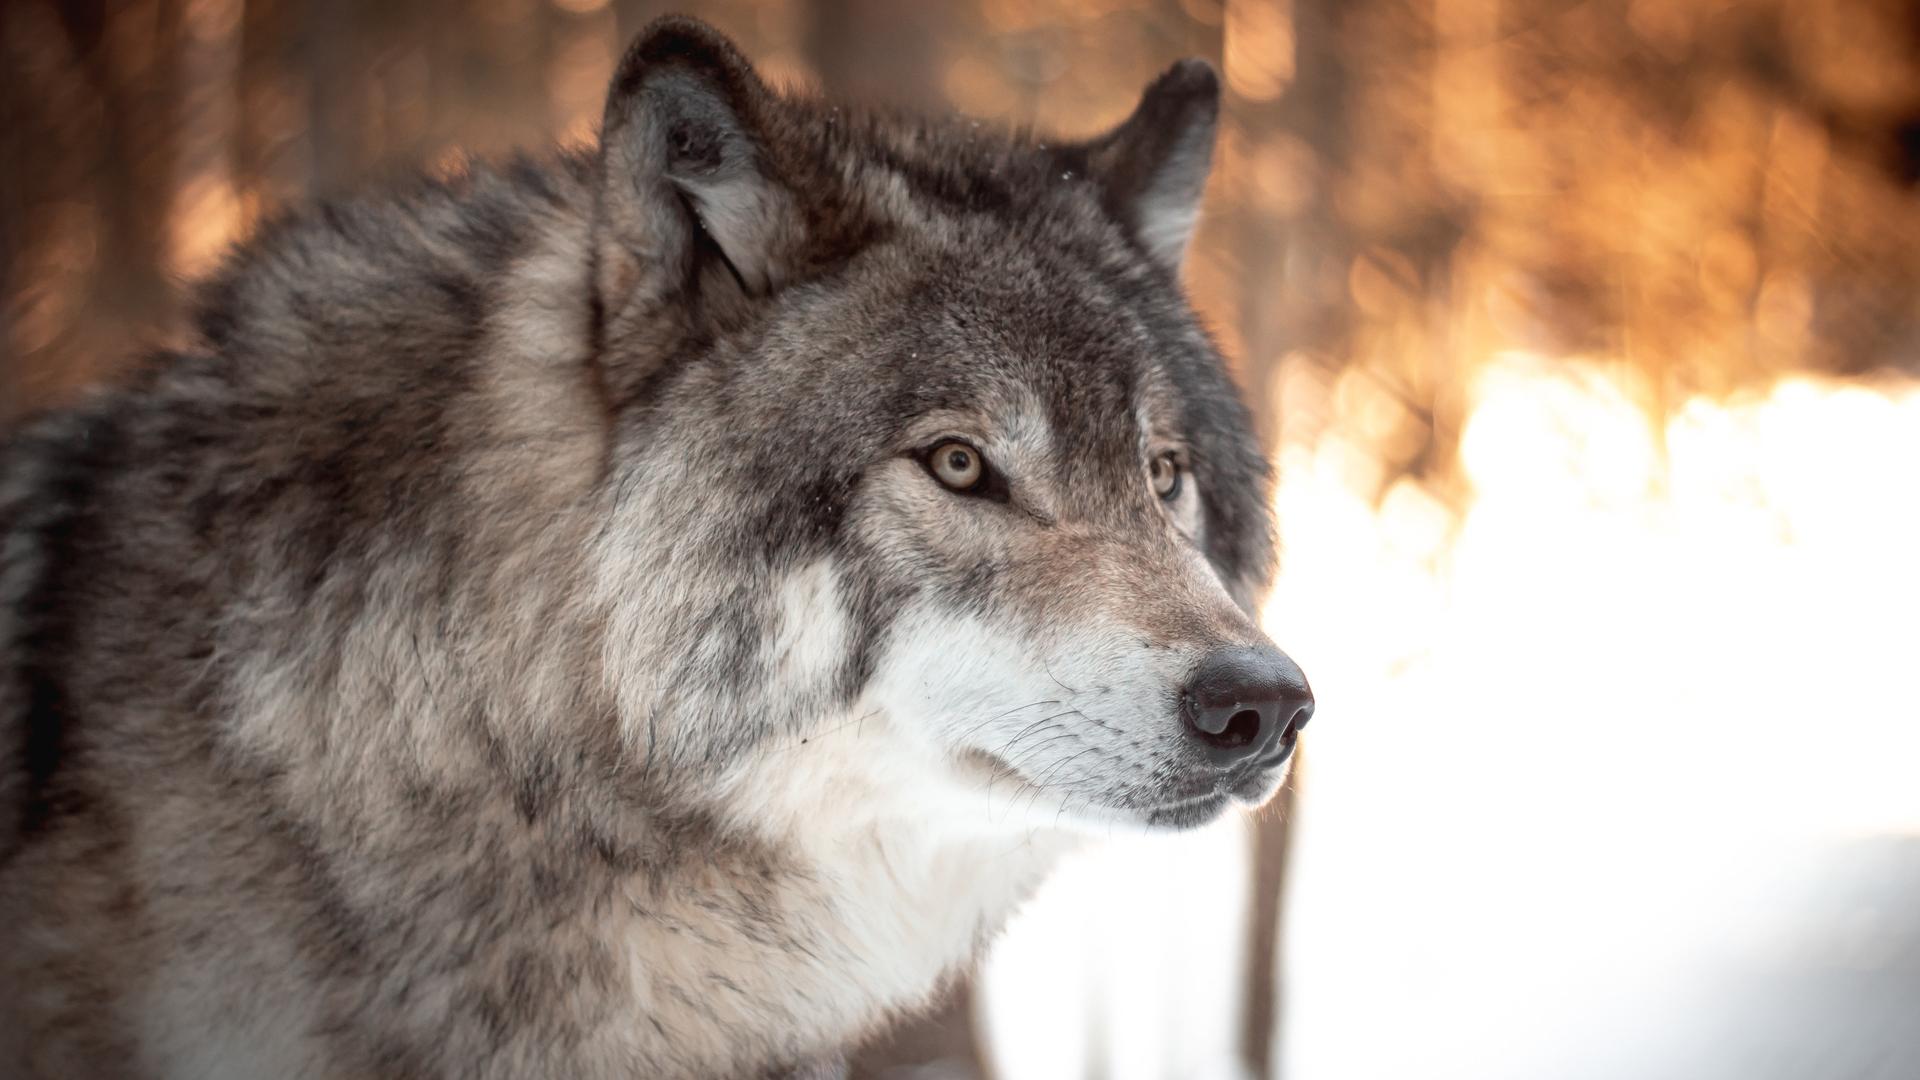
[[4, 1, 1919, 1077]]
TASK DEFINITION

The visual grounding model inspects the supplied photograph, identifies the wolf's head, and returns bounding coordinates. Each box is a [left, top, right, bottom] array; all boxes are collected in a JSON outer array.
[[591, 18, 1311, 835]]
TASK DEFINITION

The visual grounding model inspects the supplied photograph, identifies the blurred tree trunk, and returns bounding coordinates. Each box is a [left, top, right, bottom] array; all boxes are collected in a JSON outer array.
[[1, 0, 183, 420], [1230, 0, 1354, 1074], [302, 0, 363, 196], [87, 0, 184, 341], [238, 0, 312, 218], [806, 0, 948, 111]]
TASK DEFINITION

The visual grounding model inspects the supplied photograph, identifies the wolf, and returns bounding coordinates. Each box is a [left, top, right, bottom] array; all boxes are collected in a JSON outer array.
[[0, 15, 1313, 1079]]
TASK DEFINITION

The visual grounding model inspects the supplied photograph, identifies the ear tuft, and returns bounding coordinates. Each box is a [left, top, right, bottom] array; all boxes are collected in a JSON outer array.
[[603, 16, 768, 145], [1082, 59, 1221, 272], [597, 17, 798, 311]]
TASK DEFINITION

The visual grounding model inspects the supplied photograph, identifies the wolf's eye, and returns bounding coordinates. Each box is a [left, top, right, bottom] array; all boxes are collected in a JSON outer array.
[[1150, 452, 1182, 501], [928, 441, 985, 492]]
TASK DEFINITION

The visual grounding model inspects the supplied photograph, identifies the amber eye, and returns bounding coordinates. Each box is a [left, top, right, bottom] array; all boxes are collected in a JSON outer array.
[[929, 441, 985, 492], [1150, 452, 1182, 501]]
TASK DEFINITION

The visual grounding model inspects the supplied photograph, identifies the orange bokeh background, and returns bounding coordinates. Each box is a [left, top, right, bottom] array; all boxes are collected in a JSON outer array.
[[5, 2, 1918, 1077]]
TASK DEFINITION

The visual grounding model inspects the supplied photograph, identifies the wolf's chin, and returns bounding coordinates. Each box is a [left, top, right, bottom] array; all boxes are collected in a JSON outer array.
[[1141, 792, 1236, 830], [946, 747, 1253, 833]]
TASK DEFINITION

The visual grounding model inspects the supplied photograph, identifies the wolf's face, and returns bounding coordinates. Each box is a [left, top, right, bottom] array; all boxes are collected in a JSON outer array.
[[819, 233, 1309, 831], [591, 21, 1310, 834]]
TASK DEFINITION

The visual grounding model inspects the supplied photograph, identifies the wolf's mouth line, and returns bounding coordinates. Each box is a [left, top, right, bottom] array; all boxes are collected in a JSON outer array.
[[957, 733, 1294, 812], [1144, 790, 1227, 812], [959, 745, 1235, 827], [1142, 792, 1233, 828]]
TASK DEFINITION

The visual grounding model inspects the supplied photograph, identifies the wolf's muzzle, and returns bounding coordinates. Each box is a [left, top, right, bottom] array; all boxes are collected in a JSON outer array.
[[1179, 646, 1315, 769]]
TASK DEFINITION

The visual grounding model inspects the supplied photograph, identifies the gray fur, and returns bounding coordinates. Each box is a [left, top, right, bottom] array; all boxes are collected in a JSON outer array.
[[0, 16, 1294, 1079]]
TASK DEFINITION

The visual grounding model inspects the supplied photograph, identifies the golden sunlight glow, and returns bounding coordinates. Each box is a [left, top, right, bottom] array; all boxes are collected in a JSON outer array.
[[1275, 355, 1920, 1079], [1222, 0, 1294, 102]]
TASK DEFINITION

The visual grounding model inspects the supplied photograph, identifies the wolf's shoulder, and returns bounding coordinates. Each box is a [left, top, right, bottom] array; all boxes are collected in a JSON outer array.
[[185, 151, 597, 382]]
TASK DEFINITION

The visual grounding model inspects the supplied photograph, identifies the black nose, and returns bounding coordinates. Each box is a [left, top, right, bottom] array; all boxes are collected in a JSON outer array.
[[1180, 646, 1314, 764]]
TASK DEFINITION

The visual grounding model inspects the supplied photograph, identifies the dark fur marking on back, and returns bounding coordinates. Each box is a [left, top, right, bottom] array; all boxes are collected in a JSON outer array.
[[8, 410, 125, 858]]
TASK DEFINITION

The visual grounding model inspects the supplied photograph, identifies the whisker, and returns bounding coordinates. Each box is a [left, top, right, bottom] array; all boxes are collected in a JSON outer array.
[[1018, 744, 1104, 816], [995, 708, 1084, 761], [1040, 657, 1081, 695], [1002, 727, 1081, 772], [954, 698, 1060, 744]]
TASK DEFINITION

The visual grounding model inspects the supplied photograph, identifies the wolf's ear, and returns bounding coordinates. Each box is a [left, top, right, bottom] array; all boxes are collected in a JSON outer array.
[[1079, 59, 1220, 272], [595, 17, 801, 318]]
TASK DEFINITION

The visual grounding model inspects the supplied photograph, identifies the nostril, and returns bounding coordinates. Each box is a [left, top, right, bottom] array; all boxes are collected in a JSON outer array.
[[1279, 702, 1310, 743], [1207, 708, 1262, 750]]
